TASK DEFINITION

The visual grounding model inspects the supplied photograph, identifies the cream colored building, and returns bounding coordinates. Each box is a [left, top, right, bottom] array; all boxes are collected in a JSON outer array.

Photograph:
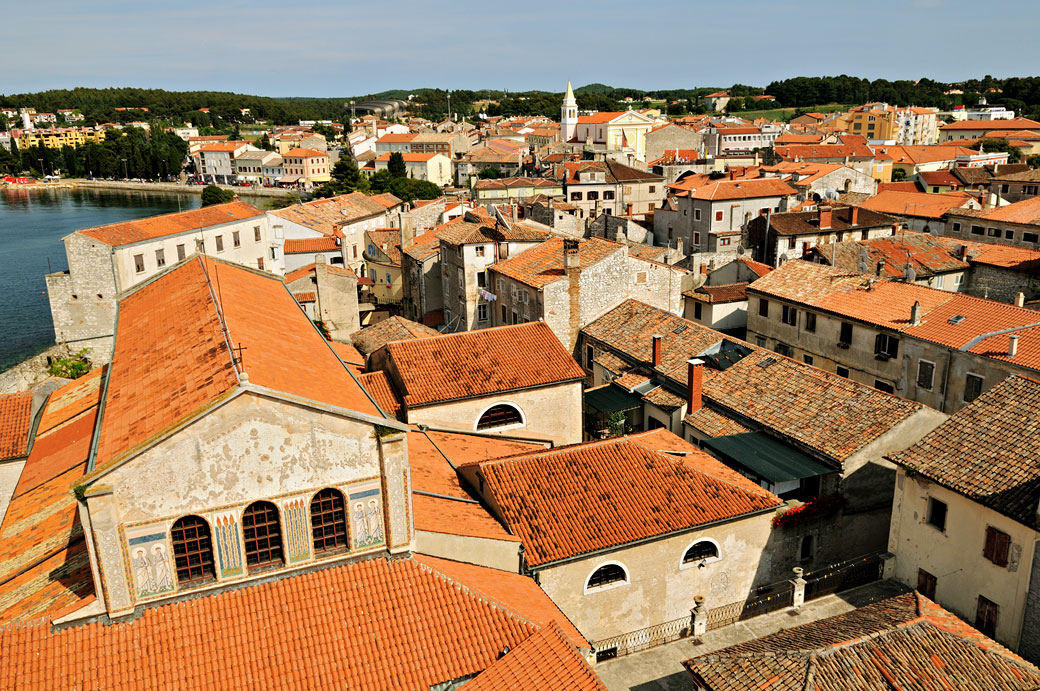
[[282, 147, 331, 187], [373, 152, 452, 187], [887, 375, 1040, 660], [571, 109, 658, 161], [458, 430, 783, 654]]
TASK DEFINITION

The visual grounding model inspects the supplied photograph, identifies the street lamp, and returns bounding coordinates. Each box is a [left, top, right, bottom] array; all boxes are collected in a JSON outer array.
[[38, 157, 45, 177], [121, 158, 128, 180]]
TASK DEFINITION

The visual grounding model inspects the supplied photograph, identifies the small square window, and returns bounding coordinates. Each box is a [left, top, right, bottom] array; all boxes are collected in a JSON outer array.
[[155, 249, 165, 268], [965, 373, 984, 403], [134, 254, 145, 273], [475, 245, 485, 257], [233, 231, 241, 248], [694, 302, 702, 320], [715, 210, 724, 222], [802, 354, 814, 366], [917, 360, 935, 390], [983, 526, 1011, 568], [836, 366, 850, 378], [176, 244, 186, 261], [805, 312, 816, 333], [782, 305, 797, 326], [254, 227, 261, 242], [215, 235, 224, 252], [758, 298, 769, 318], [927, 497, 947, 532]]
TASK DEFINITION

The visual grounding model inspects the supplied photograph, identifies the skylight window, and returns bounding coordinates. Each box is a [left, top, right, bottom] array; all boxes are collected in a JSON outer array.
[[948, 315, 966, 324]]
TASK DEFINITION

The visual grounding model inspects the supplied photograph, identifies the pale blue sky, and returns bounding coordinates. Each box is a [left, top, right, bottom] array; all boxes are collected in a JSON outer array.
[[4, 0, 1036, 97]]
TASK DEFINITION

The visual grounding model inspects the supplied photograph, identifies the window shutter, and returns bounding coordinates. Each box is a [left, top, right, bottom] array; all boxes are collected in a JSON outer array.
[[874, 333, 884, 355]]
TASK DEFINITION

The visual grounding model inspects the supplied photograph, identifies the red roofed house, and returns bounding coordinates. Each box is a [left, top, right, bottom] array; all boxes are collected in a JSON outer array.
[[372, 321, 587, 444], [283, 257, 360, 339], [888, 375, 1040, 661], [458, 429, 783, 656], [563, 82, 658, 161], [561, 159, 666, 221], [373, 152, 452, 186], [654, 177, 798, 256], [942, 195, 1040, 253], [191, 140, 256, 184], [45, 201, 272, 362], [747, 259, 1040, 412], [282, 147, 331, 188]]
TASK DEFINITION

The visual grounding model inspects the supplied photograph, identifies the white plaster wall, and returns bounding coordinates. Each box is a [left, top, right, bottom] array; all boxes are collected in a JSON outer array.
[[415, 530, 522, 572]]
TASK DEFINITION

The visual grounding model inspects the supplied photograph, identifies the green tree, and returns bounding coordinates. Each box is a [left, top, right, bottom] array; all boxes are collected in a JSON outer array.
[[974, 138, 1022, 164], [477, 167, 500, 179], [314, 157, 370, 198], [47, 349, 91, 379], [201, 184, 235, 206], [891, 168, 907, 182], [1028, 154, 1040, 170], [387, 151, 407, 179], [369, 169, 395, 193], [259, 133, 273, 151], [388, 177, 441, 203]]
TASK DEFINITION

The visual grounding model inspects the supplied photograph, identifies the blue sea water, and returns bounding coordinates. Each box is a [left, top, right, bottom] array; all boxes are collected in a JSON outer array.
[[0, 187, 202, 371]]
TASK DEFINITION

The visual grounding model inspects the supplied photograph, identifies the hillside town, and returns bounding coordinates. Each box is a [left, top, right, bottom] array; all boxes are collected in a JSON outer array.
[[5, 75, 1040, 691]]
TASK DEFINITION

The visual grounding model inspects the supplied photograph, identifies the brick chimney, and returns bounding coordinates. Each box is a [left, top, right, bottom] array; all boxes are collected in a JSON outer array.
[[848, 206, 859, 226], [818, 206, 833, 229], [959, 244, 969, 260], [910, 300, 922, 326], [687, 358, 704, 413], [652, 335, 663, 367]]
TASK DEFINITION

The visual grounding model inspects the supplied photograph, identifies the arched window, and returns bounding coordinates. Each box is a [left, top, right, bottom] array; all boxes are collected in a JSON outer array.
[[170, 515, 215, 586], [683, 540, 720, 564], [311, 488, 348, 555], [242, 501, 283, 571], [586, 563, 627, 591], [477, 403, 523, 430]]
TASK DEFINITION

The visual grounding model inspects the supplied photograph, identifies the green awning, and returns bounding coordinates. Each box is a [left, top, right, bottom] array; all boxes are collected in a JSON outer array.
[[584, 385, 644, 414], [703, 432, 834, 484]]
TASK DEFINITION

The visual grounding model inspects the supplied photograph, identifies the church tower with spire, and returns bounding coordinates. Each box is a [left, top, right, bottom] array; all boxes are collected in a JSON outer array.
[[561, 81, 578, 143]]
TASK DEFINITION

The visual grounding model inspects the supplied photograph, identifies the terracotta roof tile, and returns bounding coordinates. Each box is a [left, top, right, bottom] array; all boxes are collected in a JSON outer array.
[[358, 371, 402, 419], [407, 429, 539, 542], [859, 190, 975, 219], [268, 192, 392, 235], [365, 228, 403, 265], [402, 229, 441, 261], [77, 201, 264, 246], [753, 206, 895, 237], [92, 257, 380, 472], [491, 237, 623, 289], [684, 178, 796, 201], [283, 236, 340, 253], [879, 145, 976, 165], [0, 556, 566, 690], [386, 322, 585, 408], [293, 291, 316, 302], [434, 214, 549, 246], [591, 351, 631, 375], [283, 262, 357, 284], [976, 196, 1040, 225], [283, 147, 327, 157], [683, 407, 751, 438], [583, 300, 922, 463], [750, 260, 1040, 372], [809, 232, 971, 279], [464, 622, 603, 690], [736, 257, 773, 277], [0, 392, 33, 459], [471, 433, 780, 566], [890, 375, 1040, 529], [941, 117, 1040, 131], [684, 282, 748, 304], [351, 316, 440, 356], [684, 592, 1040, 690]]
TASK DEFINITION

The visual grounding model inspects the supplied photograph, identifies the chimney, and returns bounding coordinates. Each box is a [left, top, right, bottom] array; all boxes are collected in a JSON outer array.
[[818, 206, 833, 229], [848, 206, 859, 226], [959, 244, 969, 261], [687, 358, 704, 413], [563, 238, 580, 271], [876, 260, 885, 277], [1010, 334, 1020, 358], [1015, 292, 1026, 308], [910, 300, 922, 326], [651, 335, 663, 367]]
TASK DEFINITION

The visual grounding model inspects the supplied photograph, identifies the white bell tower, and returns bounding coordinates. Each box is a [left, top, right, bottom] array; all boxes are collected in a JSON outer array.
[[561, 81, 578, 143]]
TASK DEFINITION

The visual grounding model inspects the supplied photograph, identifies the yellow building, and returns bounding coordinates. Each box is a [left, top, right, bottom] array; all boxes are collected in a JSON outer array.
[[282, 147, 331, 187], [846, 107, 896, 140], [15, 127, 105, 149], [363, 229, 403, 304]]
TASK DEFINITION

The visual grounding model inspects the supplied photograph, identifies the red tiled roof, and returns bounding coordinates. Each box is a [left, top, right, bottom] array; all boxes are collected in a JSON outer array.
[[283, 147, 327, 158], [750, 260, 1040, 371], [376, 133, 418, 143], [0, 392, 32, 459], [469, 433, 779, 566], [407, 428, 537, 542], [491, 237, 623, 289], [77, 201, 264, 246], [351, 316, 441, 356], [977, 196, 1040, 225], [283, 236, 340, 253], [358, 371, 402, 419], [684, 282, 748, 304], [576, 111, 628, 124], [941, 117, 1040, 131], [463, 623, 603, 690], [859, 190, 974, 219], [736, 256, 773, 278], [773, 143, 876, 161], [683, 407, 751, 438], [90, 257, 380, 473], [683, 592, 1040, 691], [0, 371, 104, 625], [878, 181, 922, 193], [385, 321, 586, 408], [878, 145, 976, 165], [685, 178, 796, 201], [268, 192, 395, 235], [0, 555, 572, 690], [293, 291, 316, 303]]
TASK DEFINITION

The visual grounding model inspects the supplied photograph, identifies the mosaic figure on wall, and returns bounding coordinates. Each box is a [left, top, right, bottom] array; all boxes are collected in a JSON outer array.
[[133, 548, 154, 593], [353, 501, 369, 546], [152, 543, 174, 591], [366, 499, 383, 542]]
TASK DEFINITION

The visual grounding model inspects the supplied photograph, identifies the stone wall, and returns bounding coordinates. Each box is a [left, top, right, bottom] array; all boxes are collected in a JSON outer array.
[[966, 264, 1039, 304]]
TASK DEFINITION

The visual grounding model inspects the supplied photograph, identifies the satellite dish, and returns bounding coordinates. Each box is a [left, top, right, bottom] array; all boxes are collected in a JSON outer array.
[[904, 267, 917, 283], [856, 261, 869, 274], [737, 244, 746, 256]]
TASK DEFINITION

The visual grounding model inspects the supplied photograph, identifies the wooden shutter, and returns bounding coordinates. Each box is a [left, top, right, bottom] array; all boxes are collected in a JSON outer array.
[[984, 527, 1011, 568], [975, 596, 999, 637], [917, 569, 937, 600], [917, 360, 934, 389]]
